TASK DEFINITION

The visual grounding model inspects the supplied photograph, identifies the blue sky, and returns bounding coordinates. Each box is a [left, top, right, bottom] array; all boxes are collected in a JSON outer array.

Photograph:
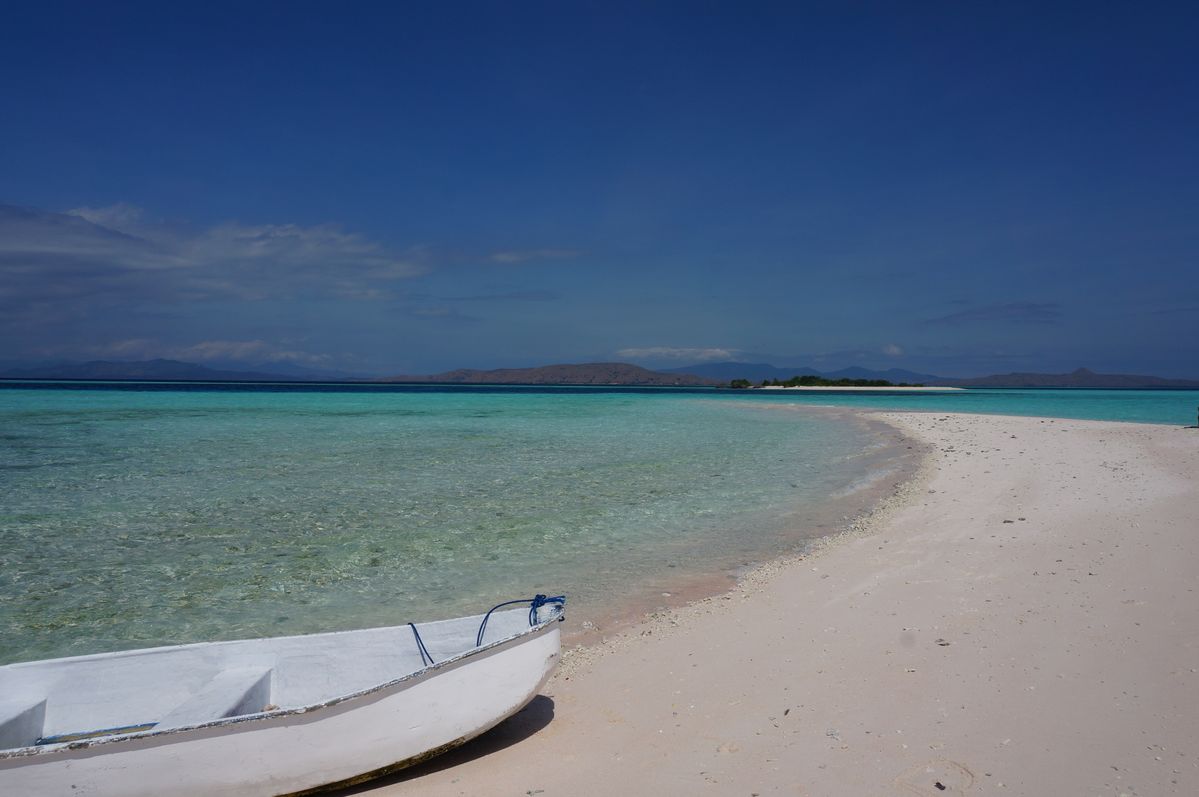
[[2, 2, 1196, 377]]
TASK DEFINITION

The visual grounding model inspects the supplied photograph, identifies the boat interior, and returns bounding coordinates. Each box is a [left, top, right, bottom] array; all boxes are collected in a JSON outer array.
[[0, 607, 538, 752]]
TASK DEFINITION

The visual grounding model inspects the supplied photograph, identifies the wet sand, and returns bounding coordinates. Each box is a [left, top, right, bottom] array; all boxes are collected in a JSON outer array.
[[555, 408, 923, 650], [358, 411, 1199, 796]]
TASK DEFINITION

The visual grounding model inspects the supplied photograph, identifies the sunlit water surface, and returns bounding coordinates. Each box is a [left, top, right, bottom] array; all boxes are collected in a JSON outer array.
[[1, 386, 887, 663], [3, 382, 1193, 664]]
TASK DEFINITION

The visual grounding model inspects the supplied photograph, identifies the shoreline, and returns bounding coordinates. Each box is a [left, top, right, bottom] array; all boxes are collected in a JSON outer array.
[[544, 408, 940, 681], [558, 406, 925, 650], [364, 411, 1199, 796]]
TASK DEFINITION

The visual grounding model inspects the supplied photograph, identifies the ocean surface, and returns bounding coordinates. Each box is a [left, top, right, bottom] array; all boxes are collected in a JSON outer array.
[[2, 382, 1196, 665]]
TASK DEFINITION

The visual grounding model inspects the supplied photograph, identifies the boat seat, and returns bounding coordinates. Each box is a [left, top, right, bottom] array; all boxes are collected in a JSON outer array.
[[0, 699, 46, 749], [156, 666, 274, 731]]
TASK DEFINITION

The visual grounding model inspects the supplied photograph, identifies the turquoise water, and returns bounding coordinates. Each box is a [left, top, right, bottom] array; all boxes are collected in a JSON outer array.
[[0, 387, 884, 664], [2, 382, 1193, 665]]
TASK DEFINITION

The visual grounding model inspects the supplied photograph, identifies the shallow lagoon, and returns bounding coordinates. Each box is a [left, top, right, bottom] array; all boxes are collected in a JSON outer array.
[[0, 386, 887, 663], [3, 381, 1194, 664]]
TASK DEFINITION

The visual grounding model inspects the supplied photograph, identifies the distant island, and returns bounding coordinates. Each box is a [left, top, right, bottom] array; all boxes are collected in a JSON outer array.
[[720, 365, 1198, 389], [0, 359, 312, 382], [943, 367, 1199, 389], [377, 362, 717, 386], [1, 360, 1196, 389], [665, 362, 943, 385], [0, 359, 716, 386], [676, 362, 1199, 389]]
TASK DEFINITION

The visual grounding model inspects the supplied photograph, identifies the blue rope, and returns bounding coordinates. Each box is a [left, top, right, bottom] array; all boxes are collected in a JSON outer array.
[[408, 622, 435, 667], [475, 594, 566, 647], [529, 594, 566, 625]]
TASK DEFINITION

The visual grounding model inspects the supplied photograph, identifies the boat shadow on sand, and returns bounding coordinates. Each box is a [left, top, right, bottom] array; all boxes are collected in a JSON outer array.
[[335, 695, 556, 793]]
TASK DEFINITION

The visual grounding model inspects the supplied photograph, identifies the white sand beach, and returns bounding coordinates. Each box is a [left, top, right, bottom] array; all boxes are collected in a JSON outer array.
[[365, 412, 1198, 796]]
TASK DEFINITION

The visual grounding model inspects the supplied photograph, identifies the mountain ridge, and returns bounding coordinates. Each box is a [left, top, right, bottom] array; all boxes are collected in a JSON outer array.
[[378, 362, 718, 386], [942, 367, 1199, 388], [665, 361, 943, 384], [2, 360, 1195, 388], [0, 359, 311, 382], [668, 361, 1198, 388]]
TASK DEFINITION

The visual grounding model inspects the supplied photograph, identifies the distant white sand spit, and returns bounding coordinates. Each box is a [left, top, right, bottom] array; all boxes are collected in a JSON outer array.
[[757, 385, 964, 391]]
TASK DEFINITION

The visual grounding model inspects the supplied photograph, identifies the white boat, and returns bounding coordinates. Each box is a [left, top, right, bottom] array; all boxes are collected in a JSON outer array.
[[0, 595, 565, 796]]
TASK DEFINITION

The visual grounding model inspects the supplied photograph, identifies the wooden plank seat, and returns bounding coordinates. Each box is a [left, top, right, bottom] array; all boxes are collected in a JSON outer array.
[[32, 666, 275, 745]]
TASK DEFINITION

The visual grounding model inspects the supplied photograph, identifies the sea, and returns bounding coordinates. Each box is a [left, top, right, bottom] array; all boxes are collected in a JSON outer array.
[[2, 381, 1196, 665]]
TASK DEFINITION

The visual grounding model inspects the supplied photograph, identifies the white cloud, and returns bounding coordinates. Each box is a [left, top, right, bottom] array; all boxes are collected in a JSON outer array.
[[411, 306, 455, 318], [67, 203, 144, 233], [66, 338, 334, 366], [615, 346, 739, 362], [0, 203, 427, 316], [923, 302, 1062, 326], [174, 340, 333, 365], [489, 249, 581, 264], [86, 338, 158, 358], [882, 343, 904, 356]]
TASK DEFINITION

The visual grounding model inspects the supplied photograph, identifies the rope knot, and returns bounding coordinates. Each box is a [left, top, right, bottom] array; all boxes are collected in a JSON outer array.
[[475, 594, 567, 647]]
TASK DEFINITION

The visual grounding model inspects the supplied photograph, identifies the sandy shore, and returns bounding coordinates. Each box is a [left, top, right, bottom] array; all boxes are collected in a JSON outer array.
[[359, 412, 1198, 796]]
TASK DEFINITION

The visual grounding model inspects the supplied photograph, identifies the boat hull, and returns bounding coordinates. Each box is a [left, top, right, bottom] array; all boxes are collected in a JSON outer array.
[[0, 621, 560, 796]]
